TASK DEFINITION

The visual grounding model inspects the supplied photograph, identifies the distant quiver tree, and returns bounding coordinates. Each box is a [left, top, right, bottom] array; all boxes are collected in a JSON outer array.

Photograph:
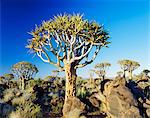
[[94, 62, 111, 80], [11, 61, 38, 90], [118, 59, 140, 79]]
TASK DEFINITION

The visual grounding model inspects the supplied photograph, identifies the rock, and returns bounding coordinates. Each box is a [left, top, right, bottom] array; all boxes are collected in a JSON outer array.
[[0, 102, 14, 117], [62, 97, 85, 118], [105, 78, 141, 118], [67, 108, 86, 118], [89, 91, 107, 113], [146, 109, 150, 117], [89, 78, 141, 118], [143, 99, 150, 117]]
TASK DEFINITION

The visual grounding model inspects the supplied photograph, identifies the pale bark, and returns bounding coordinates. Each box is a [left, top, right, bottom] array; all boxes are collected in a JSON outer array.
[[129, 70, 132, 79], [63, 62, 77, 117], [21, 78, 25, 90], [20, 77, 25, 90], [64, 63, 76, 100]]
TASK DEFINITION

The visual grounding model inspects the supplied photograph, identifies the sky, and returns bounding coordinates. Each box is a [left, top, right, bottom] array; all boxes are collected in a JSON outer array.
[[0, 0, 150, 78]]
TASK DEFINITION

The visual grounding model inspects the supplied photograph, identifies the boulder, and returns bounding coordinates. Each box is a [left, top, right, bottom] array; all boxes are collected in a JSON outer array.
[[143, 99, 150, 117], [146, 109, 150, 117], [88, 78, 141, 118], [62, 97, 85, 118], [0, 102, 14, 117], [104, 78, 141, 118]]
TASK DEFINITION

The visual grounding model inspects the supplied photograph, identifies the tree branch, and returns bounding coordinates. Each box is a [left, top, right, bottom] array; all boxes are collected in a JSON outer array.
[[75, 46, 101, 69], [74, 43, 93, 61], [37, 49, 64, 71]]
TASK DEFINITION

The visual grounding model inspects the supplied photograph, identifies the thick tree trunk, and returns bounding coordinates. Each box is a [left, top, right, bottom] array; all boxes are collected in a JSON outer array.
[[63, 63, 77, 117], [129, 70, 132, 79], [21, 77, 25, 90], [102, 75, 105, 81], [123, 70, 126, 78], [65, 64, 76, 99]]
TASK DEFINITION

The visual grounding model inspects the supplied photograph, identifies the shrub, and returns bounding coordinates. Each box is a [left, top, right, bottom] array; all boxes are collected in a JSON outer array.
[[9, 102, 42, 118]]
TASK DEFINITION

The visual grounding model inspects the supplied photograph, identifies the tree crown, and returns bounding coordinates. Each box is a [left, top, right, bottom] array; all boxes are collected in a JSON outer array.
[[118, 59, 140, 71], [11, 61, 38, 79], [94, 62, 111, 69], [142, 69, 150, 76], [26, 14, 110, 70]]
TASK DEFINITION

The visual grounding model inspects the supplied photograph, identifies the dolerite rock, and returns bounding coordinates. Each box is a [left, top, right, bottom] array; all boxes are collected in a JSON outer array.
[[62, 97, 85, 118], [146, 109, 150, 117], [0, 102, 14, 117], [143, 99, 150, 117], [103, 78, 141, 118]]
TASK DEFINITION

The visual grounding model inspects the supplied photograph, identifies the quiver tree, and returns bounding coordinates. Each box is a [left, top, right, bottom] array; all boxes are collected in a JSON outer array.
[[93, 62, 111, 80], [3, 74, 14, 86], [118, 59, 140, 79], [26, 14, 110, 116], [52, 70, 60, 77], [116, 71, 123, 78], [11, 61, 38, 90], [0, 76, 5, 84], [142, 69, 150, 77]]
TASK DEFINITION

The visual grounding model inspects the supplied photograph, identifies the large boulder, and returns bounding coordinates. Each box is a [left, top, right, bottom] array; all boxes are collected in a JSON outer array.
[[0, 102, 14, 117], [88, 77, 141, 118], [104, 78, 141, 118], [143, 99, 150, 118], [62, 97, 85, 118]]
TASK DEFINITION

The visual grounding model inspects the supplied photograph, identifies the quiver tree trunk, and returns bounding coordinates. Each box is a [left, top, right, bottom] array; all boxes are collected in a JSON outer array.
[[20, 77, 25, 90], [63, 63, 84, 118], [129, 70, 132, 79], [102, 75, 105, 81], [64, 63, 77, 99], [123, 70, 126, 78]]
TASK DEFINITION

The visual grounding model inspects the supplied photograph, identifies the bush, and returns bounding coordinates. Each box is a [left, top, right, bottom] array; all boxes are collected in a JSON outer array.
[[9, 102, 42, 118]]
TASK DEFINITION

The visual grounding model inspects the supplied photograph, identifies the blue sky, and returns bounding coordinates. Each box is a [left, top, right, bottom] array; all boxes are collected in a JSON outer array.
[[0, 0, 150, 78]]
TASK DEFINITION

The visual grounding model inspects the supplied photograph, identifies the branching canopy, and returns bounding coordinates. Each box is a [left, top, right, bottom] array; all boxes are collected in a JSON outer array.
[[94, 62, 111, 70], [117, 71, 123, 76], [93, 62, 111, 77], [142, 69, 150, 76], [27, 14, 110, 71], [52, 70, 60, 77], [3, 74, 14, 81], [11, 61, 38, 79], [118, 59, 140, 72]]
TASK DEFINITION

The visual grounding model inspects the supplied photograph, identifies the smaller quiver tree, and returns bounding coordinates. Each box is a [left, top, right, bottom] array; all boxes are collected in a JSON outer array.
[[142, 69, 150, 77], [0, 76, 5, 84], [118, 59, 140, 79], [52, 70, 60, 78], [11, 61, 38, 90], [94, 62, 111, 80], [3, 74, 14, 87], [116, 71, 123, 78]]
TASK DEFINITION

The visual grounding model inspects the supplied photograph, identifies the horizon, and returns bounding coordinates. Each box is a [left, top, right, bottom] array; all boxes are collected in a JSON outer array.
[[1, 0, 150, 79]]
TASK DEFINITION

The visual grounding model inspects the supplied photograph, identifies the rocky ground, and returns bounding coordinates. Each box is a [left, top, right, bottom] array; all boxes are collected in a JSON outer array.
[[0, 75, 150, 118]]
